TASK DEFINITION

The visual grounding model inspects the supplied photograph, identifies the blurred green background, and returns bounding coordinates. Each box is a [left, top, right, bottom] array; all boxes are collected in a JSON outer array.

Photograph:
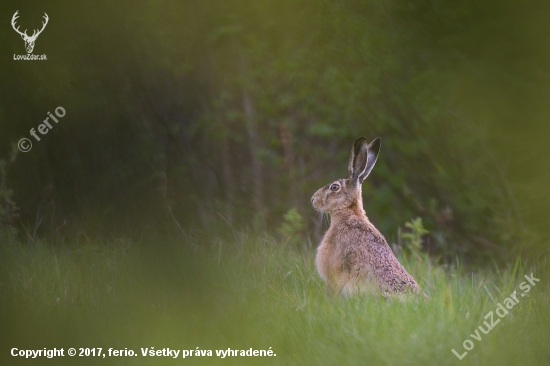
[[1, 0, 550, 365], [1, 0, 549, 259]]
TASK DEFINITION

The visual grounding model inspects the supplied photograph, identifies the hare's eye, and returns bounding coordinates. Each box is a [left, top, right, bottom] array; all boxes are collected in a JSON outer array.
[[330, 184, 340, 191]]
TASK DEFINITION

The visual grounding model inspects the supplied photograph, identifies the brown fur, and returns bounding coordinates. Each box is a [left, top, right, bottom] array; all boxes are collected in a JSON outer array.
[[312, 137, 420, 297]]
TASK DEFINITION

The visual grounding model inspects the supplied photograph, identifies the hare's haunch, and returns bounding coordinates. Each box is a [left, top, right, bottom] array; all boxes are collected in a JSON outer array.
[[312, 137, 420, 297]]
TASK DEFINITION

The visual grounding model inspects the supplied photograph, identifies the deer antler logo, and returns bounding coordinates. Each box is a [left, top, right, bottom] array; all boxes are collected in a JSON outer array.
[[11, 10, 49, 54]]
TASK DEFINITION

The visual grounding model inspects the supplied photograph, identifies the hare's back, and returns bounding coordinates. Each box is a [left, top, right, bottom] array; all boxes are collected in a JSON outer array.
[[342, 218, 419, 292], [338, 217, 389, 267]]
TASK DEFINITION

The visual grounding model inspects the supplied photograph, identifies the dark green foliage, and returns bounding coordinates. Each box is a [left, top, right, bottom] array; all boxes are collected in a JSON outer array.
[[0, 0, 548, 261], [0, 145, 19, 226]]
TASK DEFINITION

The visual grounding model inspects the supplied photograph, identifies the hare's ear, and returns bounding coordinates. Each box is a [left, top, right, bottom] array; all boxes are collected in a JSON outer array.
[[348, 137, 381, 183], [348, 137, 369, 182]]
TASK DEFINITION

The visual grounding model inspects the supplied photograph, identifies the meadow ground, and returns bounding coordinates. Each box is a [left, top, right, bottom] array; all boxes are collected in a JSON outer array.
[[0, 228, 548, 366]]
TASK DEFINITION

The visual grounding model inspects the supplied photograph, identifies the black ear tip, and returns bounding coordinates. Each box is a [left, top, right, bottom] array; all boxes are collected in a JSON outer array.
[[370, 137, 381, 149]]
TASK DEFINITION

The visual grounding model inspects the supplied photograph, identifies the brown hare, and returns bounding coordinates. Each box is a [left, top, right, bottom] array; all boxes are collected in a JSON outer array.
[[311, 137, 420, 297]]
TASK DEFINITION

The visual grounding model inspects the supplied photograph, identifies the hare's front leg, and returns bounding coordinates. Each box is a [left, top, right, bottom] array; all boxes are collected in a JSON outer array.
[[325, 270, 349, 297]]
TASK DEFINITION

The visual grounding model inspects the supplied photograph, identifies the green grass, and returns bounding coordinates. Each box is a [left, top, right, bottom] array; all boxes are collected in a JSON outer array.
[[0, 228, 549, 365]]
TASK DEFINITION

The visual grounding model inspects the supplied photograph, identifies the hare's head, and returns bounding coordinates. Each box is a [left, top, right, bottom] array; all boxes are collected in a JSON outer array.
[[311, 137, 380, 214]]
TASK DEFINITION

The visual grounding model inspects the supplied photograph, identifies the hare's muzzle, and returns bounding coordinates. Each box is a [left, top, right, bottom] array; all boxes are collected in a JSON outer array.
[[311, 192, 323, 211], [311, 194, 320, 208]]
